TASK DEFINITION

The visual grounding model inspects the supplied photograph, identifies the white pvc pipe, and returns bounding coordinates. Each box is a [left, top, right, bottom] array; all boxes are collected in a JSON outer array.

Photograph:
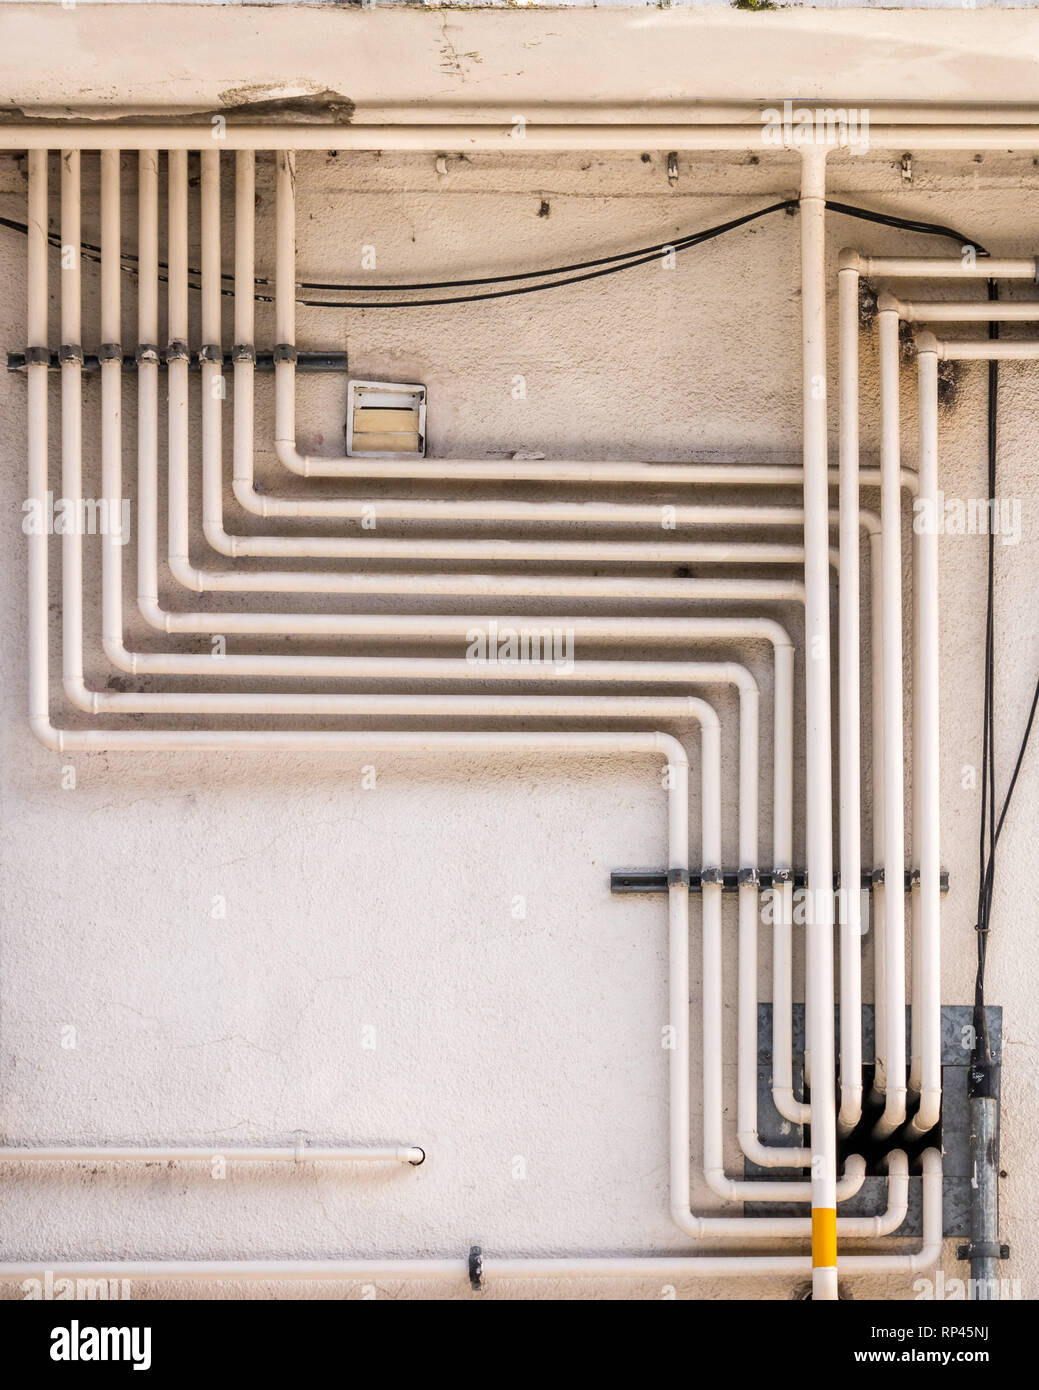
[[840, 251, 1037, 279], [837, 261, 864, 1136], [6, 119, 1039, 150], [800, 147, 838, 1300], [0, 1146, 425, 1165], [883, 295, 1039, 323], [873, 305, 908, 1142], [908, 342, 942, 1138], [0, 1149, 939, 1285]]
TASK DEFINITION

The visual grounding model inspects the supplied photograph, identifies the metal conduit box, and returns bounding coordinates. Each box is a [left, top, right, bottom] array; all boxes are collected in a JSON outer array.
[[346, 379, 426, 458]]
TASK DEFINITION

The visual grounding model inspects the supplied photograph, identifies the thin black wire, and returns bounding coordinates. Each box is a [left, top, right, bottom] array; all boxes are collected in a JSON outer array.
[[297, 202, 800, 308]]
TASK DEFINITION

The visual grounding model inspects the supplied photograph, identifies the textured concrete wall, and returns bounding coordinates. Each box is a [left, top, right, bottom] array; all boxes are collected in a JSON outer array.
[[0, 6, 1036, 1301]]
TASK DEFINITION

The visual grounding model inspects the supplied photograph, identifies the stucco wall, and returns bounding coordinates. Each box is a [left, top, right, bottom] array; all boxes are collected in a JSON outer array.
[[0, 5, 1036, 1300]]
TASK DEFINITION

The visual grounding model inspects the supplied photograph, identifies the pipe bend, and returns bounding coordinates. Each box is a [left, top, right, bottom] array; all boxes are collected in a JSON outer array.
[[137, 594, 172, 634], [877, 290, 902, 315], [652, 731, 690, 770], [858, 1150, 911, 1237], [682, 699, 720, 735], [872, 1087, 908, 1141], [753, 619, 795, 652], [838, 1083, 864, 1137], [737, 1132, 811, 1169], [62, 673, 97, 715], [858, 508, 882, 537], [202, 518, 238, 558], [232, 475, 268, 518], [274, 437, 310, 477], [906, 1090, 941, 1139], [722, 663, 758, 698], [102, 636, 136, 675], [910, 1148, 945, 1271], [838, 249, 865, 274], [670, 1205, 705, 1238], [167, 552, 206, 595], [29, 714, 63, 751], [772, 1086, 811, 1126]]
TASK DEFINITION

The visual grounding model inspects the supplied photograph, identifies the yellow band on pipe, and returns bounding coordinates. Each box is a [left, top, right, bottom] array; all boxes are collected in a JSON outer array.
[[812, 1208, 838, 1267]]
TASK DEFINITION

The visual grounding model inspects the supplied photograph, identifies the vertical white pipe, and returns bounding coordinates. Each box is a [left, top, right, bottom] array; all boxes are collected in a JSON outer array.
[[234, 150, 256, 512], [99, 150, 124, 665], [26, 150, 50, 731], [800, 147, 838, 1299], [274, 149, 298, 465], [200, 148, 224, 552], [137, 152, 159, 622], [838, 264, 863, 1135], [167, 150, 190, 581], [870, 529, 887, 1097], [59, 151, 85, 703], [770, 641, 809, 1124], [874, 308, 908, 1139], [909, 346, 942, 1137]]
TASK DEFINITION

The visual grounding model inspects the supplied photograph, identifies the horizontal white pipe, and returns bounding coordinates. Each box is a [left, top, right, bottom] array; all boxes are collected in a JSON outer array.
[[0, 1260, 468, 1283], [0, 1151, 940, 1284], [840, 251, 1036, 278], [0, 1146, 425, 1165], [9, 123, 1039, 150], [927, 336, 1039, 360], [882, 295, 1039, 323]]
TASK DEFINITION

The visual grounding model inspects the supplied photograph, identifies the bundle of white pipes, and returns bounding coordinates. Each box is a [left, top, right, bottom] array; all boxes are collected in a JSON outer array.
[[9, 119, 1020, 1296]]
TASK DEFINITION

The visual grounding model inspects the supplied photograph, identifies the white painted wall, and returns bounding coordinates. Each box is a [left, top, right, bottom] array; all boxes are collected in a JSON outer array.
[[0, 5, 1036, 1300]]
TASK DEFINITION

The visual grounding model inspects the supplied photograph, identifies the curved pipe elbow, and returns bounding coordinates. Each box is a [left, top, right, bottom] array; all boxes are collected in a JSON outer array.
[[686, 698, 721, 735], [232, 475, 268, 518], [703, 1167, 742, 1203], [771, 1086, 811, 1126], [838, 249, 865, 274], [653, 731, 689, 771], [906, 1090, 942, 1139], [872, 1088, 907, 1142], [29, 714, 64, 751], [836, 1155, 868, 1198], [726, 664, 759, 700], [756, 619, 795, 653], [910, 1149, 945, 1271], [274, 437, 309, 477], [63, 673, 97, 715], [838, 1084, 864, 1137], [102, 636, 136, 675], [670, 1205, 705, 1238], [737, 1132, 812, 1170], [138, 594, 172, 634], [202, 518, 237, 558], [168, 553, 206, 594]]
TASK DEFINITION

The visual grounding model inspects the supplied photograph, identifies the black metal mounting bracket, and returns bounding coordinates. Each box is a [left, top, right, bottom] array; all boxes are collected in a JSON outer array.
[[611, 868, 950, 896], [7, 348, 350, 375], [468, 1246, 484, 1292], [956, 1241, 1010, 1261]]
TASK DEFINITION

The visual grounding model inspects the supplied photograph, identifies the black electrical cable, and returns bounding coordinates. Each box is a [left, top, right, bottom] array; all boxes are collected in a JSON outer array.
[[297, 202, 801, 293], [296, 201, 801, 308], [0, 196, 991, 307]]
